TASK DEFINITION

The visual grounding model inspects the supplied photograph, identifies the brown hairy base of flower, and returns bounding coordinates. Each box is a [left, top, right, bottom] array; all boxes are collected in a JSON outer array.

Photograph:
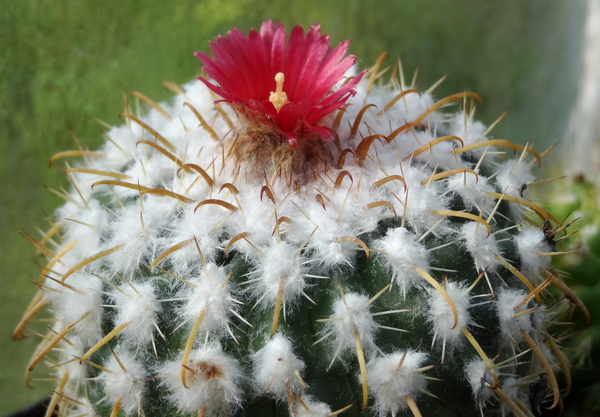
[[227, 120, 335, 185]]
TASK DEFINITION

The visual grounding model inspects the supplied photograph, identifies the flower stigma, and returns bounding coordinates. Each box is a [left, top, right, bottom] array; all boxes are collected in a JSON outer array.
[[269, 72, 289, 113]]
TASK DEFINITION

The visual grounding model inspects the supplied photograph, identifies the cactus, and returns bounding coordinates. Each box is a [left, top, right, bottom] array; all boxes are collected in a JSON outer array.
[[16, 21, 585, 417]]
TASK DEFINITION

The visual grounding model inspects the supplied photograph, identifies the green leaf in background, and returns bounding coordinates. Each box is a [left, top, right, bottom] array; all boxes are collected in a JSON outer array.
[[0, 0, 587, 414]]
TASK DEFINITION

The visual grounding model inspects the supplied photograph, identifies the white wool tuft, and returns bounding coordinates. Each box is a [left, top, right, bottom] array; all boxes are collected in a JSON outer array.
[[181, 263, 236, 338], [501, 377, 521, 402], [58, 199, 111, 260], [253, 334, 306, 398], [296, 396, 332, 417], [399, 165, 450, 234], [427, 281, 471, 355], [298, 200, 350, 266], [284, 180, 380, 267], [160, 345, 242, 413], [494, 158, 535, 220], [499, 377, 533, 416], [447, 171, 495, 214], [459, 221, 501, 272], [495, 288, 538, 345], [226, 188, 283, 252], [373, 227, 429, 297], [397, 130, 462, 171], [465, 358, 494, 404], [67, 397, 98, 417], [97, 123, 139, 172], [446, 111, 490, 160], [166, 204, 228, 271], [366, 350, 429, 416], [495, 159, 535, 198], [515, 227, 551, 276], [247, 241, 307, 310], [107, 195, 176, 272], [325, 293, 378, 358], [110, 280, 161, 347], [59, 338, 87, 398], [99, 349, 147, 415], [60, 336, 89, 383], [51, 273, 104, 344]]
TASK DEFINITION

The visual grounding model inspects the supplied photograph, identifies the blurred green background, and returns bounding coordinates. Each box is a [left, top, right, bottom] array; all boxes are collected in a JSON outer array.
[[0, 0, 588, 414]]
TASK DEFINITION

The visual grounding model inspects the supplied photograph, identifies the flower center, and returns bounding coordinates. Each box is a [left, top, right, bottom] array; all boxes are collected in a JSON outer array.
[[269, 72, 289, 113]]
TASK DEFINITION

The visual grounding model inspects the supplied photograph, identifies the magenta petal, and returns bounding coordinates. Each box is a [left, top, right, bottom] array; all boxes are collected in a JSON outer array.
[[196, 21, 364, 142], [310, 125, 332, 140]]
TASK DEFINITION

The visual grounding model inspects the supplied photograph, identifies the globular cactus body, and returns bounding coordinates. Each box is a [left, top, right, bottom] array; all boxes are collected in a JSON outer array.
[[17, 21, 582, 417]]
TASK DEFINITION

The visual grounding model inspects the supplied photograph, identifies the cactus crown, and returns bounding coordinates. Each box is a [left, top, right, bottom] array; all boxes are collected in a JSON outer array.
[[15, 21, 584, 417]]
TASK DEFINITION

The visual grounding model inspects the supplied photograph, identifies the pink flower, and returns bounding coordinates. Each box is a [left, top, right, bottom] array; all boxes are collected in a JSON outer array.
[[196, 20, 366, 147]]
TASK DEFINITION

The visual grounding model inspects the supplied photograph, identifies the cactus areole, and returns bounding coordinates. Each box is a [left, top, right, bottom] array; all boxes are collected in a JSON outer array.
[[17, 20, 584, 417]]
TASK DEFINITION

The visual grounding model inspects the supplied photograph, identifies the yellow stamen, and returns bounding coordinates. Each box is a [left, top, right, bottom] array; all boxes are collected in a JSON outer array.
[[269, 72, 289, 112]]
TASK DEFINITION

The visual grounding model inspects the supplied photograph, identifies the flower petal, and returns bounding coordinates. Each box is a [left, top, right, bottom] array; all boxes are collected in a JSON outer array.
[[196, 21, 363, 143]]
